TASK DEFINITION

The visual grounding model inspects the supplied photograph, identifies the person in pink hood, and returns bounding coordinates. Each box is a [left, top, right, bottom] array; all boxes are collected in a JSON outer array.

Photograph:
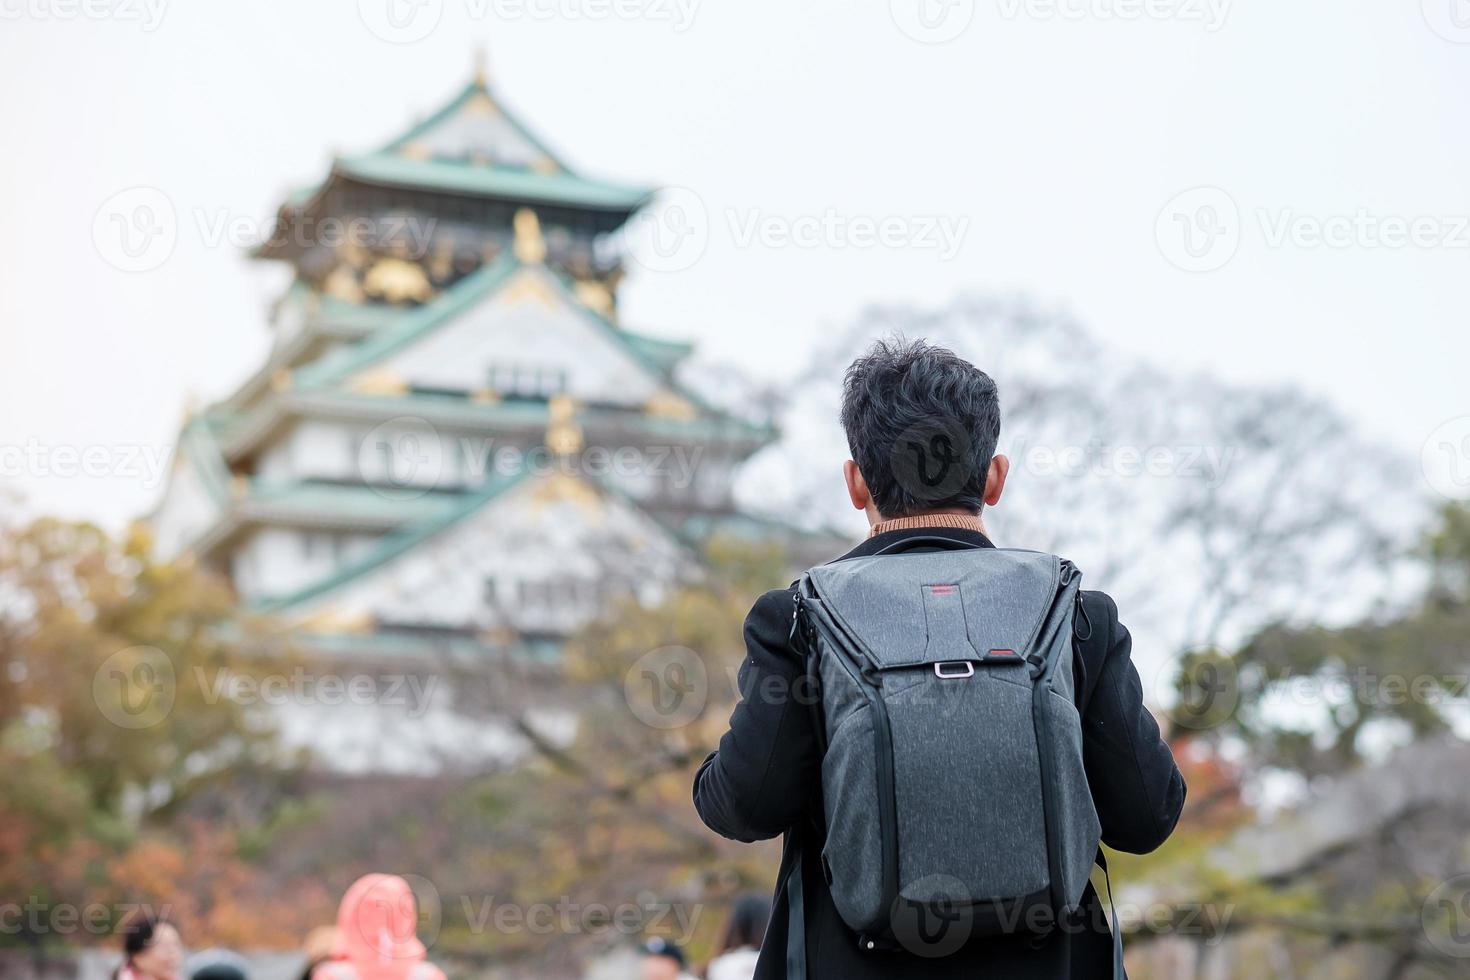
[[314, 875, 445, 980]]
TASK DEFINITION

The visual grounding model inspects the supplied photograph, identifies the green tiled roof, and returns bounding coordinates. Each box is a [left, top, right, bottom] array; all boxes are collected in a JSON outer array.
[[250, 468, 530, 613], [293, 254, 522, 390], [243, 479, 465, 527], [334, 153, 652, 212], [623, 330, 695, 372]]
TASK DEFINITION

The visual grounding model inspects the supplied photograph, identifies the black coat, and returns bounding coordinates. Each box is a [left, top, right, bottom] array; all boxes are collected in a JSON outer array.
[[693, 525, 1187, 979]]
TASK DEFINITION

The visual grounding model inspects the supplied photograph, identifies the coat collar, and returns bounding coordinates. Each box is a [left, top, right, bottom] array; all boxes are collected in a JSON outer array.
[[835, 522, 995, 563]]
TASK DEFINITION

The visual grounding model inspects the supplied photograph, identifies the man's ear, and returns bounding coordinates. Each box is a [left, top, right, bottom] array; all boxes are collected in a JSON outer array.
[[843, 460, 871, 512], [983, 454, 1010, 507]]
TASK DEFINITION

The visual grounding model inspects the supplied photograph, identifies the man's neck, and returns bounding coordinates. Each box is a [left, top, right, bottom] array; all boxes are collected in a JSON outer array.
[[867, 511, 987, 539]]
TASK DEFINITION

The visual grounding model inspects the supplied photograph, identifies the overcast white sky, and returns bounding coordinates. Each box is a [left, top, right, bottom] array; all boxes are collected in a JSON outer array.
[[2, 0, 1468, 526]]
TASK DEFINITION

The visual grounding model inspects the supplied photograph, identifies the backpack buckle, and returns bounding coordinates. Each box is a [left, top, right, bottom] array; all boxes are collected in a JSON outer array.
[[933, 661, 974, 679]]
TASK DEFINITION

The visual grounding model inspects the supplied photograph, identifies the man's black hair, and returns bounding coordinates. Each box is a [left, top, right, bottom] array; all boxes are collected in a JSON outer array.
[[121, 912, 165, 959], [839, 337, 1000, 519]]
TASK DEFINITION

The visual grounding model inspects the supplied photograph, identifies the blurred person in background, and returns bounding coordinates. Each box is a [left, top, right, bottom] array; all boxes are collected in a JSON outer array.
[[296, 926, 341, 980], [186, 948, 249, 980], [113, 914, 184, 980], [703, 894, 768, 980], [314, 874, 445, 980], [639, 937, 696, 980]]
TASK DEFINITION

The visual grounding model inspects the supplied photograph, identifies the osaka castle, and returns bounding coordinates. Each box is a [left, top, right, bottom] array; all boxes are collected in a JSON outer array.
[[147, 67, 800, 729]]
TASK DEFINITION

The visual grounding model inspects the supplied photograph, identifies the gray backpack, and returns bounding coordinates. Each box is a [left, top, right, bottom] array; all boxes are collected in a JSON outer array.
[[790, 535, 1120, 971]]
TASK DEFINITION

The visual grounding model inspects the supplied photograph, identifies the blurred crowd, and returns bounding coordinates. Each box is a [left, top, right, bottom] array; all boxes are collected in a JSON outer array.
[[109, 877, 769, 980]]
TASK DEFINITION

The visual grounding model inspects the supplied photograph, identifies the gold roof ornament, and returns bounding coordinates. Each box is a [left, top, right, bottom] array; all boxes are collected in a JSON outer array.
[[338, 241, 370, 270], [531, 472, 604, 520], [399, 140, 431, 161], [270, 368, 293, 392], [472, 44, 489, 88], [546, 393, 584, 456], [513, 208, 547, 265], [323, 264, 365, 303], [300, 608, 374, 634], [347, 367, 409, 396], [466, 91, 498, 116], [574, 279, 614, 317], [363, 257, 433, 304], [645, 389, 698, 421], [428, 237, 454, 281], [501, 269, 558, 307]]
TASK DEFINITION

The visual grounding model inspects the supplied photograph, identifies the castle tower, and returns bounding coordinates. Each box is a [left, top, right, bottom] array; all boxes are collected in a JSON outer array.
[[148, 70, 781, 675]]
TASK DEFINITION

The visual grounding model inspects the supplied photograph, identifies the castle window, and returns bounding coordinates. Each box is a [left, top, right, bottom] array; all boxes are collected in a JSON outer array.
[[488, 363, 567, 400]]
